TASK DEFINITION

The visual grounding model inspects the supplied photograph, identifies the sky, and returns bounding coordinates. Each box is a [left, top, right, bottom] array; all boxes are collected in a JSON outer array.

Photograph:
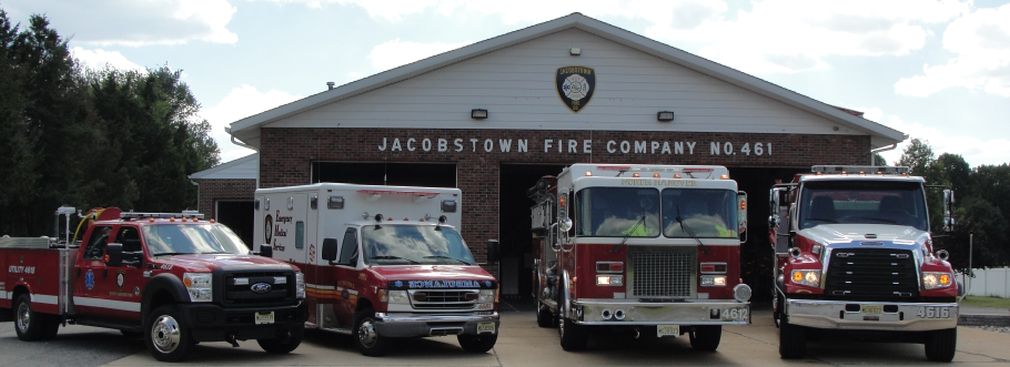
[[4, 0, 1010, 167]]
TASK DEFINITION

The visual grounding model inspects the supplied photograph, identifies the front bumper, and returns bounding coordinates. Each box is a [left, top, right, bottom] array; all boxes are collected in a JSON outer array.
[[179, 301, 307, 342], [373, 312, 500, 337], [786, 299, 958, 331], [573, 299, 750, 326]]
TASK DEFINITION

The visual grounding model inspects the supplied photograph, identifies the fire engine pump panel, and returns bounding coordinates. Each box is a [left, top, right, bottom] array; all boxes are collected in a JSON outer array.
[[769, 165, 960, 362], [253, 183, 500, 356], [0, 206, 307, 362], [528, 164, 752, 352]]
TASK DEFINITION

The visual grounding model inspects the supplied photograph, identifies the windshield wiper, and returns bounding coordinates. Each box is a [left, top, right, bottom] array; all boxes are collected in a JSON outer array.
[[423, 255, 473, 265], [676, 204, 705, 250], [369, 255, 421, 264]]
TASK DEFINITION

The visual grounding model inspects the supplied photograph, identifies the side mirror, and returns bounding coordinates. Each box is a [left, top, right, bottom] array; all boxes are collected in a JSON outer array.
[[737, 192, 748, 244], [106, 242, 123, 267], [768, 187, 783, 228], [559, 217, 573, 233], [258, 244, 273, 258], [486, 239, 500, 263], [322, 238, 338, 262], [942, 189, 955, 232]]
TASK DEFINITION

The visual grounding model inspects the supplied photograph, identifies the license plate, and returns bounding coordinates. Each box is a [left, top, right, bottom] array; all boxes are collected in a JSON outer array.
[[917, 306, 952, 319], [861, 305, 882, 314], [477, 322, 496, 334], [720, 308, 749, 321], [255, 311, 275, 325], [657, 324, 679, 337]]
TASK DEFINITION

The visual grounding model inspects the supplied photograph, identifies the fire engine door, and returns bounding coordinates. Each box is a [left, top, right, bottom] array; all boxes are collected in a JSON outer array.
[[73, 224, 137, 320], [104, 225, 145, 321]]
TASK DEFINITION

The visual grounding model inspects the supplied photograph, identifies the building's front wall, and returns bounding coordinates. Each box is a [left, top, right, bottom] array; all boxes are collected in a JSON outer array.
[[195, 178, 257, 218], [260, 127, 870, 260]]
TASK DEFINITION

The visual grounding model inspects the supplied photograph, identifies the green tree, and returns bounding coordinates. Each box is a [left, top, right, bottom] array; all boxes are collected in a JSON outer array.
[[872, 153, 887, 166], [897, 138, 934, 176]]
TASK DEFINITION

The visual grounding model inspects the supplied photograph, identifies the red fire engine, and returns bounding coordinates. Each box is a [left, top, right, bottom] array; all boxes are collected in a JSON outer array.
[[254, 183, 500, 356], [529, 163, 752, 351], [0, 207, 306, 362], [770, 165, 960, 362]]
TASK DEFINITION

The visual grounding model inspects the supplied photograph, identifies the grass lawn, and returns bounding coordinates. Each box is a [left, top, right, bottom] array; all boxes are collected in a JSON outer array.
[[961, 295, 1010, 308]]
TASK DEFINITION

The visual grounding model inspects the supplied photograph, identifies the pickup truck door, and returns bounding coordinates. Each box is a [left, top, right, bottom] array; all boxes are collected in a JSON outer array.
[[103, 225, 145, 321], [72, 224, 114, 319]]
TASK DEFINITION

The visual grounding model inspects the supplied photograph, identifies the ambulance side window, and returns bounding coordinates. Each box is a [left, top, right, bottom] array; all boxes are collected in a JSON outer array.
[[84, 226, 113, 259], [337, 228, 358, 266]]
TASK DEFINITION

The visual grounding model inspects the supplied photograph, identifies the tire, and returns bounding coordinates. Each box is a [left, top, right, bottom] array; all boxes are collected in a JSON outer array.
[[257, 323, 305, 354], [536, 303, 556, 328], [144, 305, 194, 362], [558, 316, 588, 351], [778, 312, 806, 359], [457, 333, 498, 353], [13, 294, 60, 341], [689, 325, 721, 352], [353, 310, 390, 356], [924, 328, 956, 362]]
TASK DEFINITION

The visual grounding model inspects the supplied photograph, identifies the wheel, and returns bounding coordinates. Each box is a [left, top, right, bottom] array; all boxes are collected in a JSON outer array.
[[689, 325, 721, 352], [353, 310, 390, 356], [13, 294, 59, 341], [257, 323, 304, 354], [144, 305, 194, 362], [778, 312, 806, 359], [558, 317, 588, 351], [457, 333, 497, 353], [536, 302, 556, 328], [924, 328, 956, 362]]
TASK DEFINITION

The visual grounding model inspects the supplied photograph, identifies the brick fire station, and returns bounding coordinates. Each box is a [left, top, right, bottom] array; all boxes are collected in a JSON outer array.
[[191, 13, 906, 298]]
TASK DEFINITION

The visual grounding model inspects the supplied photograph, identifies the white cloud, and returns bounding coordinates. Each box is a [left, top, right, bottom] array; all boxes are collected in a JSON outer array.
[[71, 47, 145, 72], [202, 85, 303, 161], [7, 0, 237, 47], [895, 3, 1010, 98], [367, 38, 466, 72], [861, 107, 1010, 167]]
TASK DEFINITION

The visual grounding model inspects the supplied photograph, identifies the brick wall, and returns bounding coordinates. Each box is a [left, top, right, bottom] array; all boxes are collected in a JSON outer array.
[[195, 178, 257, 218], [259, 127, 871, 261]]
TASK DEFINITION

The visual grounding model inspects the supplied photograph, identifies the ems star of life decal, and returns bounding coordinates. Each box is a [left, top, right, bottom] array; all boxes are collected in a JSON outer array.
[[116, 272, 125, 288], [556, 66, 595, 112]]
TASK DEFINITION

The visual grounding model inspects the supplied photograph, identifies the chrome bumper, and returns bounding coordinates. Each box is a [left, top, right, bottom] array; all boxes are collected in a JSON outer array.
[[786, 299, 958, 331], [573, 299, 750, 326], [373, 312, 500, 337]]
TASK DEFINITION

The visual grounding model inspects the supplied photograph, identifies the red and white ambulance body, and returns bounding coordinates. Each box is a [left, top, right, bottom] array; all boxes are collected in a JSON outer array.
[[770, 165, 960, 362], [254, 183, 499, 356], [0, 207, 306, 362], [529, 163, 751, 351]]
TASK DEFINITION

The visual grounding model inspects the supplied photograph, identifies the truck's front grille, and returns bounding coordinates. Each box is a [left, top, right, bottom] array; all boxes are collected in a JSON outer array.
[[824, 248, 919, 301], [629, 248, 695, 299], [224, 271, 293, 306], [409, 289, 478, 310]]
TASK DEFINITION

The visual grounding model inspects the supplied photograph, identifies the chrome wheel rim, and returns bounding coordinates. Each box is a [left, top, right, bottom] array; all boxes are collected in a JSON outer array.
[[150, 314, 181, 354], [16, 300, 30, 333], [357, 319, 378, 348]]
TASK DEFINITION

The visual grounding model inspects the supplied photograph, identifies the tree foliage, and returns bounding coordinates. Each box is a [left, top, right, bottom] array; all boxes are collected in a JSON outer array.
[[0, 10, 218, 236]]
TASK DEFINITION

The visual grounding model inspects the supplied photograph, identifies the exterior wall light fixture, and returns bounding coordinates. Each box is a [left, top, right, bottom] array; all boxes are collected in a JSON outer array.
[[471, 108, 489, 120], [657, 111, 675, 122]]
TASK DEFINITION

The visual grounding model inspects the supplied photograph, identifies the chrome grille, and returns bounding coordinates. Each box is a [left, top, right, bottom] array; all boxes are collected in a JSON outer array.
[[824, 248, 919, 301], [409, 289, 478, 310], [629, 248, 695, 299]]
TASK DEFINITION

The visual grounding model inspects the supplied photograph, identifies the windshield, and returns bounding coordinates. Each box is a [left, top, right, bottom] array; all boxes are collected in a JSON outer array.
[[361, 225, 476, 265], [799, 181, 928, 231], [576, 188, 660, 237], [143, 223, 249, 256], [662, 189, 738, 238]]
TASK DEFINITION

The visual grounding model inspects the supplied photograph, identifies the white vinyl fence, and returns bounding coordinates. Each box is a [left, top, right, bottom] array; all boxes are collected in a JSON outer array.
[[959, 267, 1010, 298]]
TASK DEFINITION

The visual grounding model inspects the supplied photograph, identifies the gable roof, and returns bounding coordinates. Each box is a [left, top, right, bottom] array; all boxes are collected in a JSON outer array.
[[228, 12, 906, 149], [189, 153, 258, 180]]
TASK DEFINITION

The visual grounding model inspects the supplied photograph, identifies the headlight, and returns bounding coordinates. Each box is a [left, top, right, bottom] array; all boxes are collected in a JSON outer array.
[[388, 290, 409, 305], [295, 272, 305, 299], [790, 270, 821, 287], [183, 272, 213, 302], [477, 289, 496, 310], [922, 272, 953, 290], [595, 275, 623, 286], [700, 275, 727, 287]]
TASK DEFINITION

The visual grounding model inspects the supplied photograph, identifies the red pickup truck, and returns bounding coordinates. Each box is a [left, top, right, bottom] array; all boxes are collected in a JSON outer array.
[[0, 207, 307, 362]]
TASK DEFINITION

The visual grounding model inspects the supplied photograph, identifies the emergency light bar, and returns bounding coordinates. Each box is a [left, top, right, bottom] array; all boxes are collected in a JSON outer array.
[[811, 165, 910, 175], [121, 211, 205, 220], [357, 189, 440, 198]]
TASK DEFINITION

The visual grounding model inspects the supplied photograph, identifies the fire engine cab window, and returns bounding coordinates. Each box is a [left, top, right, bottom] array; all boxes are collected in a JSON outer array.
[[576, 188, 659, 237], [116, 226, 143, 252], [84, 226, 112, 259], [662, 189, 737, 238], [799, 181, 928, 231], [338, 228, 357, 266], [143, 223, 248, 256], [361, 225, 476, 265]]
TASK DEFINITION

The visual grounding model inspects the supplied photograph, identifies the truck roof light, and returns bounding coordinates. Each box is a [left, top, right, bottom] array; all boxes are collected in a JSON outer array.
[[328, 196, 344, 209], [438, 215, 448, 224], [632, 172, 640, 178], [374, 213, 384, 222], [585, 171, 592, 176], [652, 172, 661, 178], [673, 173, 682, 178], [720, 174, 730, 179]]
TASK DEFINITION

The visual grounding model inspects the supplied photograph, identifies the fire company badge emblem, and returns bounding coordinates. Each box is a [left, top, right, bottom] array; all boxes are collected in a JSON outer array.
[[556, 66, 595, 112]]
